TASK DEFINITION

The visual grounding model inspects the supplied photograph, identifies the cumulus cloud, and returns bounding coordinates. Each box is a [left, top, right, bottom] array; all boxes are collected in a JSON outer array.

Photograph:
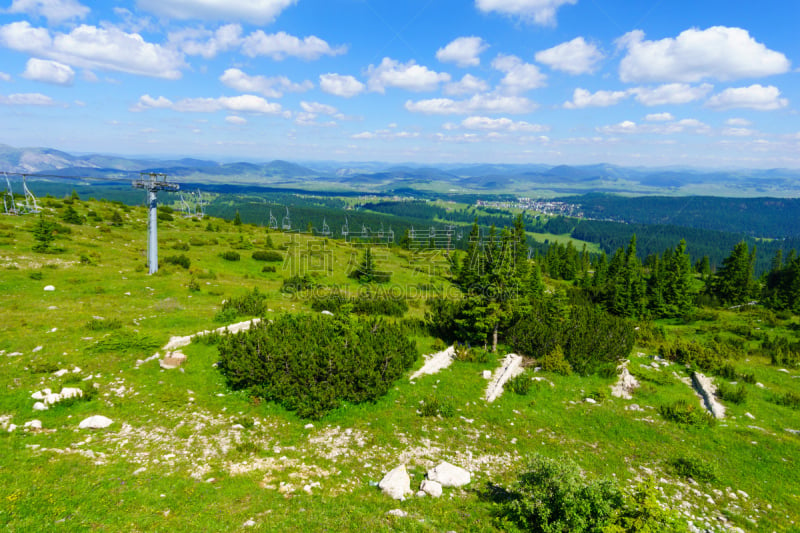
[[436, 36, 488, 67], [350, 129, 419, 140], [0, 92, 54, 105], [535, 37, 604, 75], [220, 68, 311, 98], [7, 0, 89, 24], [461, 116, 548, 132], [405, 93, 537, 115], [225, 115, 247, 125], [319, 73, 364, 98], [300, 101, 337, 115], [444, 74, 489, 96], [22, 58, 74, 86], [168, 24, 242, 58], [475, 0, 577, 26], [645, 112, 674, 121], [597, 118, 710, 135], [136, 0, 297, 24], [706, 84, 789, 111], [630, 83, 713, 106], [563, 88, 628, 109], [617, 27, 791, 83], [726, 118, 752, 126], [367, 58, 450, 93], [241, 30, 346, 60], [0, 21, 185, 79], [0, 72, 10, 81], [492, 54, 546, 93], [132, 93, 282, 114], [722, 127, 756, 137]]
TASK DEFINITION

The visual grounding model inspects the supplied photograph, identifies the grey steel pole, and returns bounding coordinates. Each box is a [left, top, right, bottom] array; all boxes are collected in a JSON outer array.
[[148, 188, 158, 274]]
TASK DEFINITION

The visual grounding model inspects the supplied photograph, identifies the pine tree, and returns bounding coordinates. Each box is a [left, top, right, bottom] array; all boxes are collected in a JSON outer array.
[[110, 210, 124, 227], [62, 205, 82, 225], [233, 210, 242, 226], [709, 241, 757, 305], [31, 213, 56, 253]]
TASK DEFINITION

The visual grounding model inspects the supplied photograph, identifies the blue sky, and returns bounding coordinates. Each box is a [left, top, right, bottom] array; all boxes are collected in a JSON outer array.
[[0, 0, 797, 167]]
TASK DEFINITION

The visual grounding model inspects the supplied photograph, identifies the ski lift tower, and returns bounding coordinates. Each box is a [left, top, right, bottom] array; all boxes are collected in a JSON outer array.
[[133, 172, 179, 274]]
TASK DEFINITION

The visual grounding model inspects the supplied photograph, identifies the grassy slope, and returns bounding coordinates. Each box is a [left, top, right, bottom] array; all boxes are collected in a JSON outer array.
[[0, 199, 799, 531]]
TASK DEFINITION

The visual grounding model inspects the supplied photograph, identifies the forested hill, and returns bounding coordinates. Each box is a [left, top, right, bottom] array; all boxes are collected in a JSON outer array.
[[564, 194, 800, 238]]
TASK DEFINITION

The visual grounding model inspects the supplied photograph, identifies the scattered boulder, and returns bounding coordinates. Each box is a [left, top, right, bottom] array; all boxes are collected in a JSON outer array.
[[387, 509, 407, 518], [585, 398, 597, 404], [7, 423, 17, 432], [420, 479, 442, 498], [24, 420, 42, 430], [611, 363, 640, 399], [44, 285, 55, 291], [33, 402, 48, 411], [321, 310, 334, 316], [79, 415, 113, 429], [378, 465, 412, 500], [691, 372, 726, 419], [427, 461, 471, 488], [409, 346, 456, 381], [160, 351, 187, 369], [482, 370, 492, 379], [484, 354, 524, 402]]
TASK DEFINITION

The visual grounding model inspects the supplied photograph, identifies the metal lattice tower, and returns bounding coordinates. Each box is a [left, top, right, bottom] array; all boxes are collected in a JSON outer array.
[[132, 172, 179, 274]]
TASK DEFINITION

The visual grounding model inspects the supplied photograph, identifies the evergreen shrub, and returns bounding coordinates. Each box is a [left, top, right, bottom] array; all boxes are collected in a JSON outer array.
[[252, 250, 283, 262], [217, 314, 417, 419]]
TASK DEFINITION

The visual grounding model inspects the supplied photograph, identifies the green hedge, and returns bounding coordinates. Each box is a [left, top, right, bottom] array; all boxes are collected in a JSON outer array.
[[217, 314, 417, 419]]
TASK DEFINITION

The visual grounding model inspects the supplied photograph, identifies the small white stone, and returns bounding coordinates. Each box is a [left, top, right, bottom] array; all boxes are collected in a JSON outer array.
[[44, 285, 55, 291], [32, 346, 43, 353], [33, 402, 48, 411], [427, 462, 471, 488], [243, 519, 256, 527], [304, 423, 314, 429], [420, 479, 443, 498], [744, 412, 755, 420], [585, 397, 597, 404], [379, 465, 412, 500], [482, 370, 492, 379], [387, 509, 407, 518], [8, 424, 17, 432], [79, 415, 113, 429]]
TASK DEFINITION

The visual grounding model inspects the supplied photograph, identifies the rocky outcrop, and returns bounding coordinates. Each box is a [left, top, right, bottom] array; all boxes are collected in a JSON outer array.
[[484, 354, 524, 402], [378, 464, 412, 500], [427, 461, 471, 488], [692, 372, 726, 419]]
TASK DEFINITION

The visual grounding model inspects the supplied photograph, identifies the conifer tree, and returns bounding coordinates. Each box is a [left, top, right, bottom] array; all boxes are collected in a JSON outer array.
[[31, 213, 56, 253], [709, 241, 757, 305], [233, 210, 242, 226]]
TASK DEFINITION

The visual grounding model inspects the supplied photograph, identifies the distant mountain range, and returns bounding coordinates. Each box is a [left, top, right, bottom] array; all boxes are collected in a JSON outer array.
[[2, 143, 800, 197]]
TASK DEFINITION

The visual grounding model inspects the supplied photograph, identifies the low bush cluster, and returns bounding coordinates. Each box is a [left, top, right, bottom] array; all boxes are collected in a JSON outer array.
[[419, 394, 455, 417], [251, 250, 283, 262], [311, 291, 409, 317], [214, 287, 267, 322], [217, 314, 417, 419], [494, 454, 686, 532], [220, 251, 240, 261], [668, 455, 718, 482], [280, 274, 315, 293], [716, 382, 748, 404], [659, 400, 716, 427], [770, 391, 800, 410], [163, 254, 191, 269]]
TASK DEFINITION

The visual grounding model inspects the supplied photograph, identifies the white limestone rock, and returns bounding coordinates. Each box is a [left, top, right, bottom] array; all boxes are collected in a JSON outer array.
[[60, 387, 83, 400], [44, 285, 55, 291], [33, 402, 48, 411], [611, 364, 640, 399], [420, 479, 443, 498], [321, 310, 334, 316], [427, 461, 471, 488], [378, 464, 412, 500], [387, 509, 407, 518], [24, 420, 42, 430], [79, 415, 113, 429], [691, 372, 726, 419]]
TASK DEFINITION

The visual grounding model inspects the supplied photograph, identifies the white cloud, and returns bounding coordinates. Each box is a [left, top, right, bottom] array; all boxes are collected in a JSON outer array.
[[168, 24, 242, 58], [563, 88, 628, 109], [722, 127, 756, 137], [706, 84, 788, 111], [241, 30, 346, 60], [631, 83, 712, 106], [132, 93, 282, 114], [405, 93, 537, 115], [725, 118, 751, 126], [436, 36, 488, 67], [350, 129, 419, 140], [492, 54, 546, 93], [535, 37, 603, 75], [645, 112, 674, 121], [7, 0, 89, 24], [597, 118, 710, 135], [300, 101, 337, 115], [444, 74, 489, 96], [617, 27, 791, 83], [225, 115, 247, 125], [0, 92, 54, 105], [0, 21, 185, 79], [319, 73, 364, 98], [220, 68, 311, 98], [352, 131, 374, 139], [367, 57, 450, 93], [22, 58, 75, 86], [0, 72, 12, 82], [461, 116, 548, 132], [136, 0, 297, 24], [475, 0, 577, 26]]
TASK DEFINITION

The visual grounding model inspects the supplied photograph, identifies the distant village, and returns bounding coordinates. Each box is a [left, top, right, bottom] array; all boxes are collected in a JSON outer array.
[[476, 198, 584, 218]]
